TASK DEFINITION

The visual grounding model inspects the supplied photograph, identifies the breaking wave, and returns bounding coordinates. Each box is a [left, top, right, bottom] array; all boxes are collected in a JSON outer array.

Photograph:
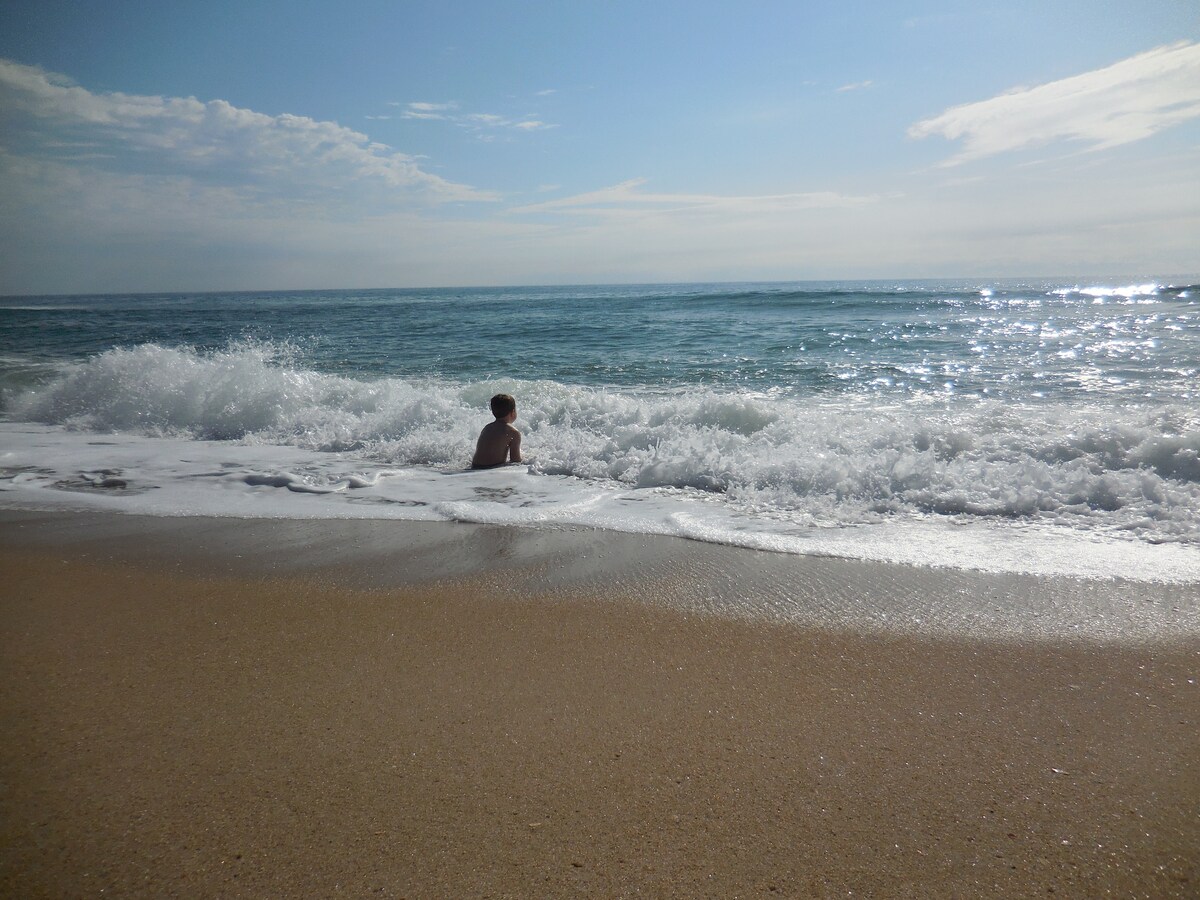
[[7, 341, 1200, 543]]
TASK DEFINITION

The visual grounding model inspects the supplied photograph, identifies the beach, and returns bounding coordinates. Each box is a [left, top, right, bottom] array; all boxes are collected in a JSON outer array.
[[1, 510, 1196, 897], [2, 2, 1199, 892]]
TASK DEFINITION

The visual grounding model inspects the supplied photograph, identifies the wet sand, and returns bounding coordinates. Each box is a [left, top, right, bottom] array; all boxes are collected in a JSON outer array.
[[1, 511, 1197, 897]]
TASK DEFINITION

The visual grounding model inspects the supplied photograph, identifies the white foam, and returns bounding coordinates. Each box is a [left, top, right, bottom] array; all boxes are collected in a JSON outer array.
[[3, 342, 1199, 582], [1, 420, 1198, 583]]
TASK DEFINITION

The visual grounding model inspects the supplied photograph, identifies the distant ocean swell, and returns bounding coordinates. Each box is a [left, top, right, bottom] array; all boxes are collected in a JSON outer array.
[[7, 341, 1199, 545]]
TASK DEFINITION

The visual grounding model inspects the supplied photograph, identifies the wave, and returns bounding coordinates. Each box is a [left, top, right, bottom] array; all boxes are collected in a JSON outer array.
[[7, 342, 1200, 543], [1049, 281, 1199, 302]]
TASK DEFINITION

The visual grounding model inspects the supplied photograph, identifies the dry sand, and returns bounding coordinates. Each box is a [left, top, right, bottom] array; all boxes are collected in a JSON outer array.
[[1, 510, 1197, 897]]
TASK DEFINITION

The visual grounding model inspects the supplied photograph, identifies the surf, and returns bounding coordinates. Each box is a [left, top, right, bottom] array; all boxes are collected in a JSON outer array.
[[4, 341, 1199, 553]]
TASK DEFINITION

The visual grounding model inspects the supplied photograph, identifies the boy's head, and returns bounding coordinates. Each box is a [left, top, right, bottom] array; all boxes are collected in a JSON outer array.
[[489, 393, 516, 419]]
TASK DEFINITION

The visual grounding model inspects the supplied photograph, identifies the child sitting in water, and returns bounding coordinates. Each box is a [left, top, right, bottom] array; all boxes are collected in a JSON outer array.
[[471, 393, 523, 468]]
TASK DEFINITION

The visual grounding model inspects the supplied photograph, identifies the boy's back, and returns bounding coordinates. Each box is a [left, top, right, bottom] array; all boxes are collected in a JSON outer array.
[[471, 393, 522, 468], [472, 419, 521, 468]]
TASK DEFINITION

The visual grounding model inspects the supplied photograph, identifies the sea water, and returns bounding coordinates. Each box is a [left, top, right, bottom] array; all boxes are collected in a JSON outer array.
[[2, 280, 1198, 582]]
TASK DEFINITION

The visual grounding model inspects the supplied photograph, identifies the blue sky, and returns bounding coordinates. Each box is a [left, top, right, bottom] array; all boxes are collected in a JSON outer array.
[[1, 0, 1198, 292]]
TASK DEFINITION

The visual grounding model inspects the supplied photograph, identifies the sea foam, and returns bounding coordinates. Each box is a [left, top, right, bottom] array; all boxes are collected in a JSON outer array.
[[6, 342, 1199, 557]]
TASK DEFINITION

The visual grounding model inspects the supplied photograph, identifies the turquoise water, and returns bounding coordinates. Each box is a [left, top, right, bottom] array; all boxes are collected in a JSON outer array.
[[2, 279, 1199, 579], [4, 279, 1197, 399]]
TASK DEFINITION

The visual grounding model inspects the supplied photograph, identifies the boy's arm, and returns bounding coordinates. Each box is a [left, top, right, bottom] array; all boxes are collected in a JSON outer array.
[[508, 427, 522, 463], [470, 429, 487, 468]]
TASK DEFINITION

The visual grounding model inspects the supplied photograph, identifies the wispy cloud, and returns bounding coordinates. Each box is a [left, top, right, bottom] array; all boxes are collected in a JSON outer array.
[[510, 178, 877, 217], [836, 80, 874, 93], [399, 101, 459, 120], [400, 100, 556, 133], [0, 58, 489, 203], [909, 40, 1200, 165]]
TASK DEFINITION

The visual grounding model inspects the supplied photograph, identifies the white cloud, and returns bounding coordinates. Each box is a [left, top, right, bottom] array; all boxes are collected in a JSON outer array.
[[510, 178, 877, 217], [0, 59, 487, 202], [402, 100, 556, 132], [836, 80, 874, 92], [909, 41, 1200, 164], [400, 101, 459, 120], [1, 58, 1194, 293], [3, 144, 1196, 293], [464, 113, 505, 125]]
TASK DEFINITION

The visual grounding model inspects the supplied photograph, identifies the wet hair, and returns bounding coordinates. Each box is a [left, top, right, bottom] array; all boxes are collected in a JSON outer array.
[[489, 393, 516, 418]]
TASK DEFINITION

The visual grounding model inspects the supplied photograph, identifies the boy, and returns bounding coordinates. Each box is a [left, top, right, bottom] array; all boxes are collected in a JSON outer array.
[[471, 393, 523, 468]]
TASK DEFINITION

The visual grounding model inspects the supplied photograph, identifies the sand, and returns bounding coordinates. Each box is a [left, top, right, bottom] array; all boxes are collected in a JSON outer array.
[[1, 510, 1197, 897]]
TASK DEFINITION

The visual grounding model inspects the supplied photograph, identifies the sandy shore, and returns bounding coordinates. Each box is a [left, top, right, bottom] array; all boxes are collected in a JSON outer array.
[[1, 511, 1197, 897]]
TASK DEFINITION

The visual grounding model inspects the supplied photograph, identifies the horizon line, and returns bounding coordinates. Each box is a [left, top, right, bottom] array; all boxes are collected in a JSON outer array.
[[4, 272, 1198, 300]]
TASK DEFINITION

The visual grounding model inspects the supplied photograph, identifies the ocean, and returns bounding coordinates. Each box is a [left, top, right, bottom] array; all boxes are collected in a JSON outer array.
[[2, 279, 1198, 582]]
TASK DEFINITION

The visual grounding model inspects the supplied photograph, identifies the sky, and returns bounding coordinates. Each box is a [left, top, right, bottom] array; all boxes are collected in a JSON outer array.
[[0, 0, 1198, 293]]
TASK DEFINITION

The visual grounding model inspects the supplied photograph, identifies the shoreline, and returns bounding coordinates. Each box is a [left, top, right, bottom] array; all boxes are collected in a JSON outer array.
[[1, 508, 1197, 642], [1, 509, 1197, 896], [4, 393, 1200, 587]]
